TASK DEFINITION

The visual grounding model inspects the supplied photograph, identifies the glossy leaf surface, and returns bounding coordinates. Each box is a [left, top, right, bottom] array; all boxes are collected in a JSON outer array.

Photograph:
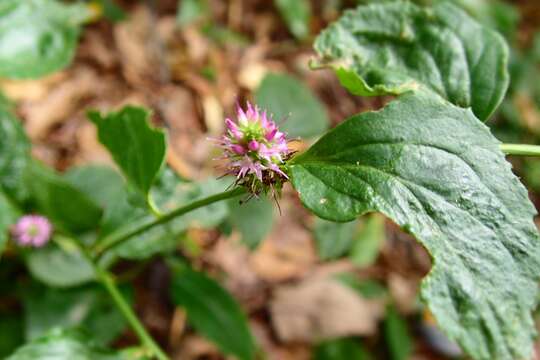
[[289, 93, 540, 360]]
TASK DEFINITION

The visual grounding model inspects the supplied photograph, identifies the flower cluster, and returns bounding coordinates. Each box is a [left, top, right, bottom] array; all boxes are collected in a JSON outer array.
[[216, 102, 291, 195], [11, 215, 52, 248]]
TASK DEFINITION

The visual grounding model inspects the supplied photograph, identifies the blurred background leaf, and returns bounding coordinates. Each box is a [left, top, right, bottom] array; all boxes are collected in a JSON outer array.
[[170, 265, 257, 360], [256, 73, 330, 139], [274, 0, 312, 41]]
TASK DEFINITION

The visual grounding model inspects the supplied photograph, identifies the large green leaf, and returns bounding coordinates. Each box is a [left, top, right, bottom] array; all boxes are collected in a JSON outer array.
[[88, 106, 167, 198], [23, 285, 128, 345], [25, 163, 103, 233], [6, 329, 123, 360], [255, 73, 329, 138], [0, 105, 30, 201], [289, 92, 540, 360], [170, 266, 257, 360], [0, 0, 88, 79], [314, 1, 509, 120]]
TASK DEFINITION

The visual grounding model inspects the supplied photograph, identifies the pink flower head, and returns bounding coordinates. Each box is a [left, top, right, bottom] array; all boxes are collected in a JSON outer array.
[[215, 102, 291, 195], [11, 215, 52, 248]]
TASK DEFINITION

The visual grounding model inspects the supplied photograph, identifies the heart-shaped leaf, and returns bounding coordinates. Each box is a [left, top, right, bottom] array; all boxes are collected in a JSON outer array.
[[89, 106, 167, 199], [289, 92, 540, 360], [314, 1, 509, 120], [0, 0, 89, 79]]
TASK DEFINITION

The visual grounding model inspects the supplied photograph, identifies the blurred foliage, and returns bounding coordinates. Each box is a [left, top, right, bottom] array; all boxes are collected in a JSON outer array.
[[384, 306, 413, 360], [314, 338, 372, 360], [256, 73, 330, 139], [274, 0, 312, 41]]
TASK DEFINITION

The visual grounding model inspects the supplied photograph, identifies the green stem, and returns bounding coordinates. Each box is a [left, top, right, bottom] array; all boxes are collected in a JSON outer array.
[[69, 243, 169, 360], [93, 187, 246, 257], [96, 266, 169, 360], [500, 144, 540, 157]]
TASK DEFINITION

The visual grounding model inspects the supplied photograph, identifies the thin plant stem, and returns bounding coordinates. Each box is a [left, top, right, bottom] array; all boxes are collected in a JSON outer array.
[[500, 144, 540, 157], [76, 244, 170, 360], [93, 187, 246, 258]]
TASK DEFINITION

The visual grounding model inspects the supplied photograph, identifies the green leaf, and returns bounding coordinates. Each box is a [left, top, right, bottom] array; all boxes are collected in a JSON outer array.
[[384, 306, 413, 360], [64, 165, 145, 245], [446, 0, 519, 38], [170, 267, 257, 360], [23, 285, 127, 345], [0, 314, 24, 358], [255, 73, 329, 138], [314, 338, 372, 360], [274, 0, 311, 40], [289, 92, 540, 360], [25, 163, 103, 233], [176, 0, 208, 27], [88, 106, 167, 199], [349, 214, 385, 267], [314, 1, 509, 120], [313, 219, 357, 261], [0, 0, 89, 79], [335, 273, 388, 300], [0, 105, 30, 201], [202, 24, 250, 47], [228, 198, 274, 249], [64, 165, 126, 212], [26, 244, 95, 288], [0, 190, 20, 258], [6, 329, 123, 360], [95, 0, 126, 22]]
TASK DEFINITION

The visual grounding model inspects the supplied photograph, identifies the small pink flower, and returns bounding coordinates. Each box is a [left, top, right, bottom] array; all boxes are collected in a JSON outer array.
[[214, 102, 291, 195], [11, 215, 52, 248]]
